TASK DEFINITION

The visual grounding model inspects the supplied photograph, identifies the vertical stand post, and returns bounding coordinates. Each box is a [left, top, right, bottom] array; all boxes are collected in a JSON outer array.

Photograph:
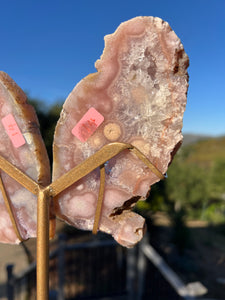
[[37, 187, 51, 300]]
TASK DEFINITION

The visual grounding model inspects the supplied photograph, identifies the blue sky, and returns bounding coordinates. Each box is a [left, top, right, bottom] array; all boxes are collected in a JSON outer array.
[[0, 0, 224, 136]]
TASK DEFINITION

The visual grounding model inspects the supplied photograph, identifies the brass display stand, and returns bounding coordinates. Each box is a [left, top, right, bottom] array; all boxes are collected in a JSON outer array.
[[0, 142, 164, 300]]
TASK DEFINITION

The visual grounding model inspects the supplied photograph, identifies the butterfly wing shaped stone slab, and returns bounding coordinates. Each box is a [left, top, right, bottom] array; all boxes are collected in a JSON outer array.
[[0, 72, 51, 244], [53, 16, 189, 247]]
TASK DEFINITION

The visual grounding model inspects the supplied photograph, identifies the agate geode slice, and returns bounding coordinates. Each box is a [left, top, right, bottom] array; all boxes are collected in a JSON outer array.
[[0, 72, 51, 244], [53, 16, 189, 247]]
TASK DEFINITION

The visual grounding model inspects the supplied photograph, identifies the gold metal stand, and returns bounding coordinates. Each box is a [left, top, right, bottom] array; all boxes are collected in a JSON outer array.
[[0, 142, 165, 300], [37, 187, 51, 300]]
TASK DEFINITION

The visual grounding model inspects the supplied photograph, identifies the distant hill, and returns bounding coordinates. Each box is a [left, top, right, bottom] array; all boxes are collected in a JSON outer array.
[[180, 134, 225, 167], [182, 133, 212, 146]]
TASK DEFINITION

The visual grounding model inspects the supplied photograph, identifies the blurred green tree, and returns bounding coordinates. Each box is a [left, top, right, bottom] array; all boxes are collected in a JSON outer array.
[[166, 157, 210, 217], [210, 159, 225, 200]]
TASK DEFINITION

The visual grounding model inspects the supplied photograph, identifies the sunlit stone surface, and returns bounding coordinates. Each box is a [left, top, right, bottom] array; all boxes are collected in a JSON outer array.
[[0, 72, 51, 244], [53, 16, 189, 247]]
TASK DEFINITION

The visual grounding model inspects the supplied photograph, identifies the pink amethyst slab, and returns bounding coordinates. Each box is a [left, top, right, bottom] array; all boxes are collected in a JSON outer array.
[[53, 16, 189, 247], [0, 72, 51, 244]]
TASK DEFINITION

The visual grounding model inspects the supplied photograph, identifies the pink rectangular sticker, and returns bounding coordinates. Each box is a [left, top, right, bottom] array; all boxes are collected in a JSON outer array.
[[2, 114, 26, 148], [72, 107, 104, 142]]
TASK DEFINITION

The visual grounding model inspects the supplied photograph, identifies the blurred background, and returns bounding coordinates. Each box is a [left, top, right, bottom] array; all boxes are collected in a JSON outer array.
[[0, 1, 225, 299]]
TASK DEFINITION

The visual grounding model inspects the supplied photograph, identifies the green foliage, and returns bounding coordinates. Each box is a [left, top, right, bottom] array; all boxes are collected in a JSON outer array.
[[135, 200, 151, 211], [166, 158, 210, 214], [201, 202, 225, 223], [148, 137, 225, 223], [210, 159, 225, 199]]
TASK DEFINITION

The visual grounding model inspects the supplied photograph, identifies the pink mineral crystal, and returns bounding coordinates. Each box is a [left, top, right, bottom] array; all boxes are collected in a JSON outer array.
[[53, 16, 189, 247], [0, 72, 51, 244]]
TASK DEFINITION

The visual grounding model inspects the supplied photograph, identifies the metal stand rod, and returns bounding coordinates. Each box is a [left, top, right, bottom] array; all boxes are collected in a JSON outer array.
[[37, 187, 51, 300]]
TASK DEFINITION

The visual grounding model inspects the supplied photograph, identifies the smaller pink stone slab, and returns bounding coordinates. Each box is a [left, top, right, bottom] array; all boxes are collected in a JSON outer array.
[[72, 107, 104, 142], [1, 114, 26, 148]]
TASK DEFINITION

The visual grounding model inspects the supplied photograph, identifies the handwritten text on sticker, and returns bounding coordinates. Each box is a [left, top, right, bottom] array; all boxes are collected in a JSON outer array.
[[1, 114, 26, 148], [72, 107, 104, 142]]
